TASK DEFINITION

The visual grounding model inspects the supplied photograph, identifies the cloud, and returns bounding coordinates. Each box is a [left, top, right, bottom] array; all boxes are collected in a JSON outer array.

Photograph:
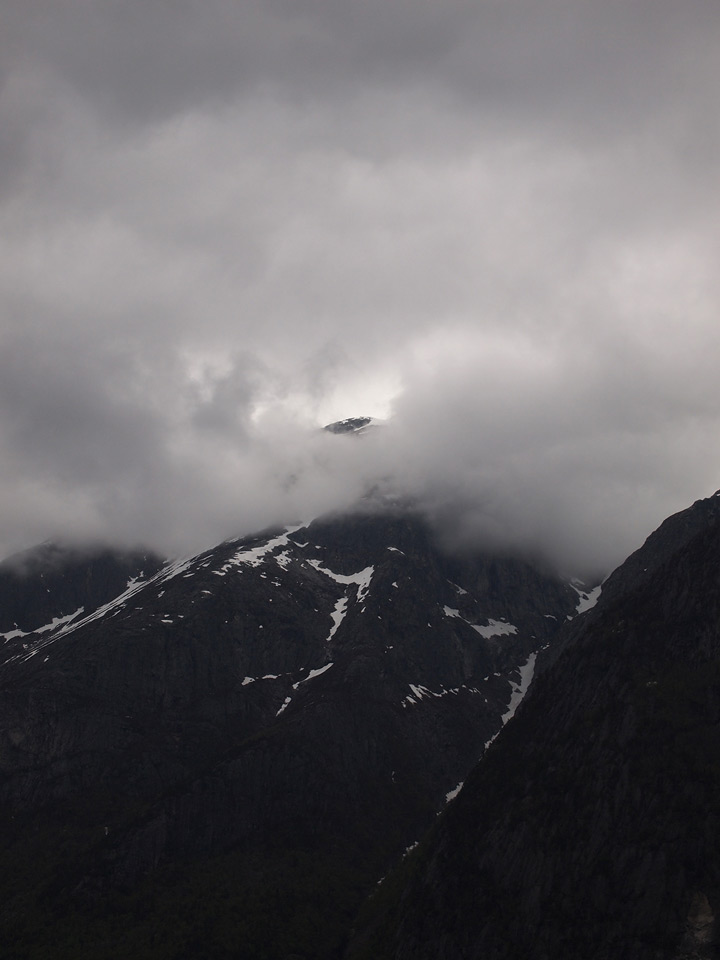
[[0, 0, 718, 574], [384, 322, 720, 576]]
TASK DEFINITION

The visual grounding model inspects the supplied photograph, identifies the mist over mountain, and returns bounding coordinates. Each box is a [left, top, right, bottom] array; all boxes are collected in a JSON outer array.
[[2, 400, 715, 587]]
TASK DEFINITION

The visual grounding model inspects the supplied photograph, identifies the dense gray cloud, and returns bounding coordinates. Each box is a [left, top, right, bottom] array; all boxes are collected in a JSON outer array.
[[0, 0, 718, 575]]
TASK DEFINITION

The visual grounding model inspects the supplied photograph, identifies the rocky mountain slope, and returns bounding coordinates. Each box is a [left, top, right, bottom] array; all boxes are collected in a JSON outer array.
[[350, 492, 720, 960], [0, 503, 581, 959], [0, 542, 163, 647]]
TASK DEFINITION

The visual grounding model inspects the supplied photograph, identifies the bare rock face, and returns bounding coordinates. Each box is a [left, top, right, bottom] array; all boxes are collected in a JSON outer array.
[[676, 892, 716, 960], [350, 493, 720, 960], [323, 416, 374, 435], [0, 507, 578, 959]]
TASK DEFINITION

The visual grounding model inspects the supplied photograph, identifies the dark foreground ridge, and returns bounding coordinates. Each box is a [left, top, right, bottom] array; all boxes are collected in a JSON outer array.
[[348, 492, 720, 960], [0, 507, 579, 959]]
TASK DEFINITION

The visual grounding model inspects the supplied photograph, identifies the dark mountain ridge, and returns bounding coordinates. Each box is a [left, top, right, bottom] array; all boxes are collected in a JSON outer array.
[[350, 491, 720, 960], [0, 505, 581, 959], [7, 474, 714, 959]]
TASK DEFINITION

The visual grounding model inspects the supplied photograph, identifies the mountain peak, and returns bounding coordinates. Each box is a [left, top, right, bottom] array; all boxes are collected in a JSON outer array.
[[323, 416, 376, 435]]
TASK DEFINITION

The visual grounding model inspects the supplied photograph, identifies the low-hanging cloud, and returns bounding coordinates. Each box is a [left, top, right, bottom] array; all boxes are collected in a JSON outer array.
[[1, 0, 719, 576], [2, 316, 719, 579]]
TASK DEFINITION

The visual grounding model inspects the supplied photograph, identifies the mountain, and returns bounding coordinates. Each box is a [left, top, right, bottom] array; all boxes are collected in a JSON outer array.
[[350, 492, 720, 960], [323, 416, 377, 436], [0, 502, 581, 959], [0, 541, 163, 646]]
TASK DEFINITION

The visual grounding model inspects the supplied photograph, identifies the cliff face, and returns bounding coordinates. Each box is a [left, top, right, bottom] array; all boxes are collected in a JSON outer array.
[[0, 508, 577, 959], [352, 493, 720, 960]]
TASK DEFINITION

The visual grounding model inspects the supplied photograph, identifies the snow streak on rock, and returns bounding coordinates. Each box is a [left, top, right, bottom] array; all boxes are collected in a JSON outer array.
[[570, 581, 603, 613], [502, 653, 537, 723], [306, 560, 375, 604], [7, 540, 233, 663], [401, 681, 488, 709], [292, 662, 334, 689], [472, 619, 518, 639], [445, 781, 464, 804], [156, 557, 196, 583], [327, 599, 348, 641], [214, 527, 303, 576], [1, 607, 85, 645], [275, 663, 335, 717], [11, 574, 153, 661], [484, 653, 537, 750], [444, 653, 539, 806], [442, 606, 518, 639], [34, 608, 85, 634]]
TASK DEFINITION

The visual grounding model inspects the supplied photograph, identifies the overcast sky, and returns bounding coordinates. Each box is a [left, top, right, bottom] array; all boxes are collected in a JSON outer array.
[[1, 0, 718, 575]]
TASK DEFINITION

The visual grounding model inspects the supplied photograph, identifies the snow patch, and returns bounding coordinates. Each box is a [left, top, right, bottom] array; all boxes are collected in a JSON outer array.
[[484, 653, 537, 750], [445, 781, 464, 803], [443, 607, 518, 640], [2, 607, 85, 643], [327, 598, 348, 641], [1, 627, 28, 642], [35, 608, 85, 634], [472, 619, 518, 639], [571, 582, 602, 614], [214, 526, 302, 576], [292, 662, 334, 689], [156, 557, 196, 583], [306, 560, 375, 604], [402, 681, 485, 708]]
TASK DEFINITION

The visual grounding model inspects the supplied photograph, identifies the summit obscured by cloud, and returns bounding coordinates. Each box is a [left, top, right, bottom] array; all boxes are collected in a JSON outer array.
[[1, 0, 718, 575]]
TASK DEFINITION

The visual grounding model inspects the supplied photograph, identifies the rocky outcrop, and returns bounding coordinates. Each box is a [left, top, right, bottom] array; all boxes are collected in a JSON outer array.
[[323, 416, 374, 434]]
